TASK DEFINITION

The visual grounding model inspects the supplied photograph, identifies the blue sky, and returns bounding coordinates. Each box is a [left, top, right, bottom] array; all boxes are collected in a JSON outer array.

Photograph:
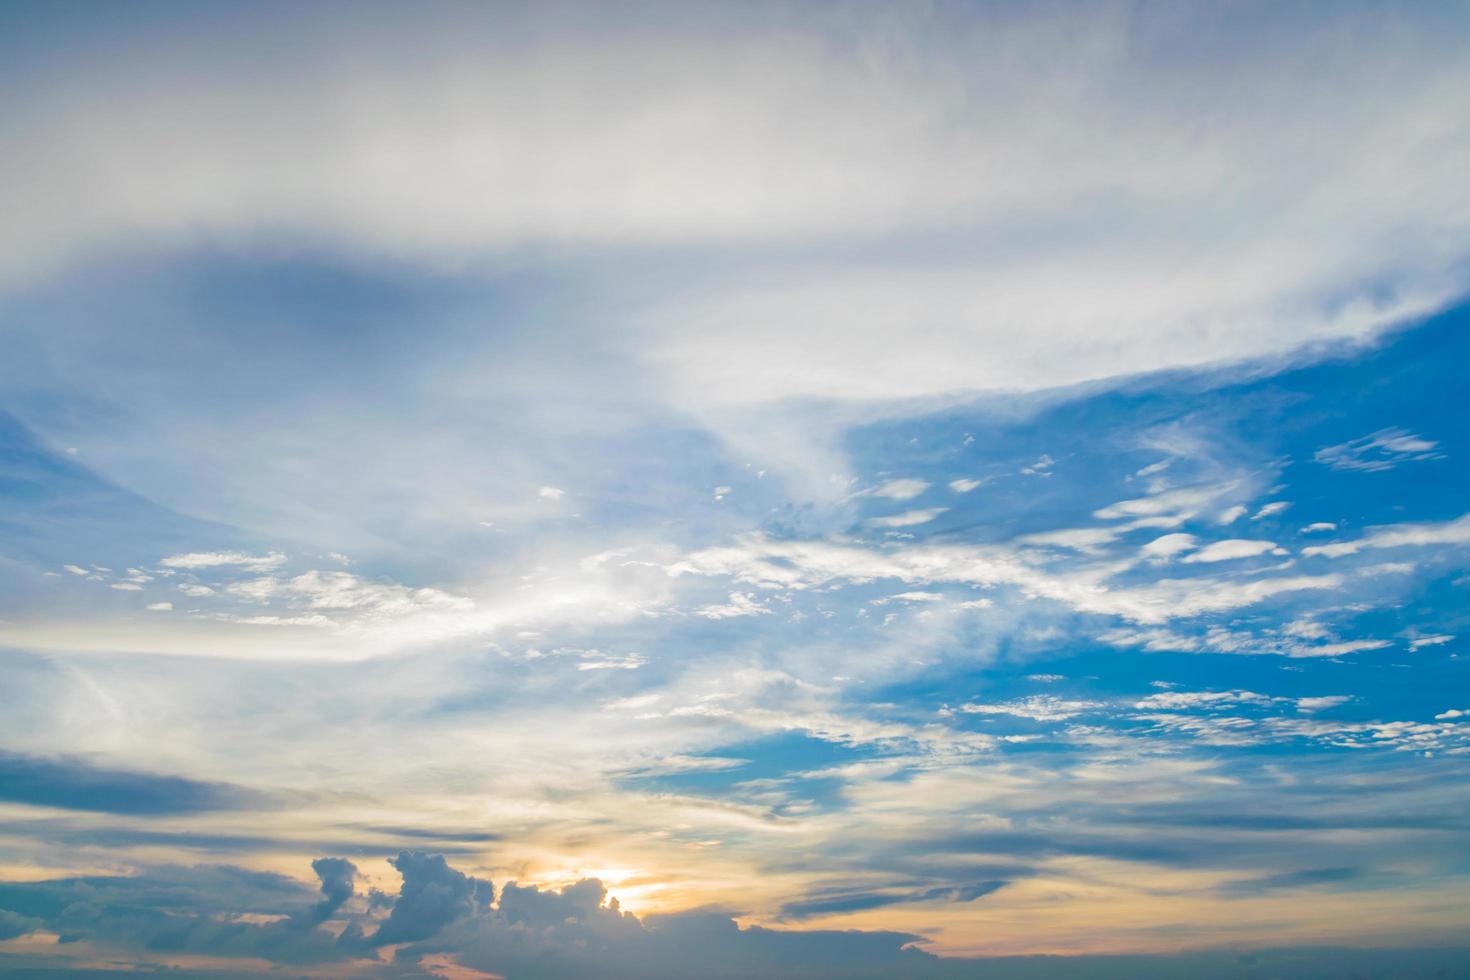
[[1, 2, 1469, 977]]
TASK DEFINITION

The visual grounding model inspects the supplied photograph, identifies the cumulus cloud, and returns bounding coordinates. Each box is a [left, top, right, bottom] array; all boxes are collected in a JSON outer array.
[[0, 854, 965, 978], [308, 857, 358, 925], [4, 845, 1462, 980], [370, 851, 493, 946], [0, 863, 350, 965]]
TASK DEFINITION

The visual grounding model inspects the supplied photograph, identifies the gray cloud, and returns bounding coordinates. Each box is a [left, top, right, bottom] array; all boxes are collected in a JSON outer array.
[[779, 880, 1007, 920], [369, 850, 493, 946], [308, 857, 357, 925], [0, 863, 344, 963], [0, 909, 40, 941], [0, 853, 1465, 979], [0, 750, 260, 815]]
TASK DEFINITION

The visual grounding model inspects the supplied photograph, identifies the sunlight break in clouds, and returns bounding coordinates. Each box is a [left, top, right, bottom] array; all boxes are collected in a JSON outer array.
[[1, 2, 1469, 978]]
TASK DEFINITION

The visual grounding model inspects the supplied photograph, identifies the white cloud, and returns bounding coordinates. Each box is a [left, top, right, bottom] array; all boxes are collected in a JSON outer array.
[[1302, 512, 1470, 558], [145, 601, 174, 612], [159, 551, 287, 571], [1315, 428, 1444, 472], [948, 478, 984, 493], [1297, 696, 1351, 714], [1252, 501, 1290, 520], [695, 592, 771, 620], [1180, 539, 1282, 563], [108, 582, 144, 591], [538, 486, 566, 500], [865, 508, 948, 528], [1095, 484, 1235, 523], [1022, 527, 1122, 553], [1408, 634, 1454, 651], [671, 534, 1344, 626], [1134, 690, 1274, 711], [284, 570, 472, 615], [1286, 639, 1392, 658], [1301, 522, 1337, 534], [867, 479, 930, 501], [1141, 533, 1198, 560], [62, 564, 89, 576], [576, 652, 647, 671], [1283, 618, 1331, 641], [1217, 505, 1248, 525], [226, 577, 280, 602], [1102, 623, 1393, 661], [957, 696, 1102, 722], [5, 4, 1467, 420]]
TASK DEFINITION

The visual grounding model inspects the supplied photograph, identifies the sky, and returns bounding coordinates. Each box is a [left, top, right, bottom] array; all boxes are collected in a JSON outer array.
[[1, 1, 1469, 977]]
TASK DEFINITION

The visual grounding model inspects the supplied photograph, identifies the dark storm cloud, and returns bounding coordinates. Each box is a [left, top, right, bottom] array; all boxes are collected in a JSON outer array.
[[308, 857, 357, 924], [0, 909, 40, 941], [0, 862, 359, 964], [0, 853, 1466, 979], [369, 850, 493, 946]]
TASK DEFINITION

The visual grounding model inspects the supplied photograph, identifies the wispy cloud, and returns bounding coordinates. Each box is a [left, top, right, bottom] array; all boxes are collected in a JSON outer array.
[[1316, 429, 1444, 472]]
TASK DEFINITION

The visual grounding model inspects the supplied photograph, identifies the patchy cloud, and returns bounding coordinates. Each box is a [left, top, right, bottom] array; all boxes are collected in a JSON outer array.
[[1316, 429, 1444, 472]]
